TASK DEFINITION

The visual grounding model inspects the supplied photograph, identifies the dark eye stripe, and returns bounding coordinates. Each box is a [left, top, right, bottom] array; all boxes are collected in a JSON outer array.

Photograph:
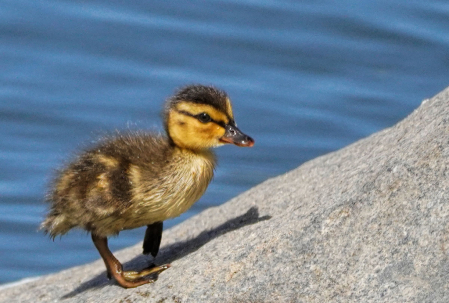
[[214, 120, 226, 128], [175, 109, 226, 128]]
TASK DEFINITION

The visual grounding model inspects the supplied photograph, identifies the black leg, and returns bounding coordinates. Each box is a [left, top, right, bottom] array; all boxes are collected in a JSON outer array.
[[143, 221, 163, 257]]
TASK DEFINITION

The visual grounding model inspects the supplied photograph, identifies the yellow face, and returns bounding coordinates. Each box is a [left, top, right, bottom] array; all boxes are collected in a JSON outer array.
[[167, 100, 233, 150]]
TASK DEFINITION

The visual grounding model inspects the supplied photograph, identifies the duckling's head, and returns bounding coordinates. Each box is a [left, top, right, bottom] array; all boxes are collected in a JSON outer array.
[[164, 85, 254, 151]]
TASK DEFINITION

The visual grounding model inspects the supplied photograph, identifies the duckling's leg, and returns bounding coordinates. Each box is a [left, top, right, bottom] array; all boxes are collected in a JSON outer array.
[[91, 234, 170, 288], [143, 221, 163, 257]]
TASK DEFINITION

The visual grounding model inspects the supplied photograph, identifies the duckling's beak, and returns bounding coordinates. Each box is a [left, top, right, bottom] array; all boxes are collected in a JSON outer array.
[[220, 123, 254, 147]]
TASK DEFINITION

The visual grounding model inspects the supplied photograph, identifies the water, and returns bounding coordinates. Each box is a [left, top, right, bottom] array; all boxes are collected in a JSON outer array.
[[0, 0, 448, 285]]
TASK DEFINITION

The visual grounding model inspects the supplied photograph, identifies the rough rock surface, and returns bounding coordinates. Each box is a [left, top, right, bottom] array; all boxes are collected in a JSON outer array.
[[1, 87, 449, 303]]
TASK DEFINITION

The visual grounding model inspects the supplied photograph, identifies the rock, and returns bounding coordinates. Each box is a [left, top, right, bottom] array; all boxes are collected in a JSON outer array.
[[1, 87, 449, 303]]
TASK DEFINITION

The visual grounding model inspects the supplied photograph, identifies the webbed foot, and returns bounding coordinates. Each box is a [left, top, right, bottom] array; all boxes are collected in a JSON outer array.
[[92, 234, 170, 288]]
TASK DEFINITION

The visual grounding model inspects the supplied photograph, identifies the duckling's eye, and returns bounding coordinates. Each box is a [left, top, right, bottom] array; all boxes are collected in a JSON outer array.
[[197, 112, 211, 123]]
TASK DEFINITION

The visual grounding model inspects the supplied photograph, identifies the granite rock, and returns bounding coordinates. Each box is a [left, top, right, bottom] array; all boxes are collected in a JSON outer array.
[[1, 87, 449, 303]]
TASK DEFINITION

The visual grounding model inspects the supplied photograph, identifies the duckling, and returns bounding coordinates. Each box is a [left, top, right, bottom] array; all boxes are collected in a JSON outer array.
[[41, 85, 254, 288]]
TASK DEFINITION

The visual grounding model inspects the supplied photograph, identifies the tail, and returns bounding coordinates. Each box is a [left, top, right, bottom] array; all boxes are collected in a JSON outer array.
[[40, 212, 73, 239]]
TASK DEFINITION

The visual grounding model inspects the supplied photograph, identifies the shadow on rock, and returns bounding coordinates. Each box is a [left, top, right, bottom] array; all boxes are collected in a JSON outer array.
[[62, 206, 271, 299]]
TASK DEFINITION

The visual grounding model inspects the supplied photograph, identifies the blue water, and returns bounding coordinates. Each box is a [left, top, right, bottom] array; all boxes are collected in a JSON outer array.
[[0, 0, 448, 285]]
